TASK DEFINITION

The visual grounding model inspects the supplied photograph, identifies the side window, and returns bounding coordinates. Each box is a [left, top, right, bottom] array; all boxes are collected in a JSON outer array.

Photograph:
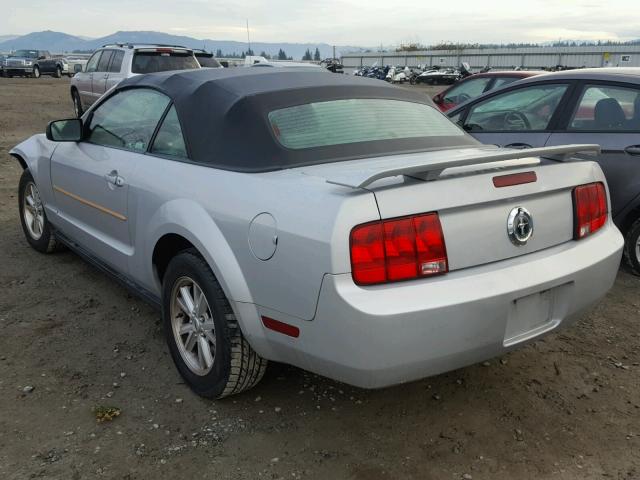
[[85, 52, 102, 73], [569, 84, 640, 131], [109, 51, 125, 73], [151, 106, 188, 158], [492, 77, 520, 89], [87, 89, 170, 152], [464, 84, 568, 132], [443, 77, 492, 104], [97, 50, 114, 72]]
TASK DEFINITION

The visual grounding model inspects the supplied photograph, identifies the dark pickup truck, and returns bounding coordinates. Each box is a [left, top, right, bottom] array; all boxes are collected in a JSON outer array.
[[2, 50, 68, 78]]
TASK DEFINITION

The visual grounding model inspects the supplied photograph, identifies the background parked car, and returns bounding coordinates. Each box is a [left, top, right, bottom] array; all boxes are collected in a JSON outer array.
[[2, 50, 67, 78], [432, 70, 545, 112], [70, 44, 200, 117], [193, 49, 223, 68], [65, 54, 90, 76], [447, 67, 640, 273]]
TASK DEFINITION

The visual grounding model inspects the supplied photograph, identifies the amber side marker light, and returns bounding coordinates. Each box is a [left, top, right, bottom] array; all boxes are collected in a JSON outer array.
[[261, 316, 300, 338]]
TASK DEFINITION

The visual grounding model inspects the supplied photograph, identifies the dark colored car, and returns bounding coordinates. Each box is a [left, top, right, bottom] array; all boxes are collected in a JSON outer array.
[[447, 67, 640, 273], [2, 49, 67, 78], [433, 71, 545, 112]]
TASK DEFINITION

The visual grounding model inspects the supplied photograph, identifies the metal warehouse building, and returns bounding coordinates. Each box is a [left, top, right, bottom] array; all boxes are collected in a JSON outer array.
[[341, 45, 640, 70]]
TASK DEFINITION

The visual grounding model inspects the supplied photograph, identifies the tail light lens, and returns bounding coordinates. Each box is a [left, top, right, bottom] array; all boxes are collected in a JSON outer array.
[[573, 182, 607, 239], [350, 213, 448, 285]]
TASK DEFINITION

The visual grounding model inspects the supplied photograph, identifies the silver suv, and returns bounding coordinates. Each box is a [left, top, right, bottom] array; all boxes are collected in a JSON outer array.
[[70, 44, 200, 117]]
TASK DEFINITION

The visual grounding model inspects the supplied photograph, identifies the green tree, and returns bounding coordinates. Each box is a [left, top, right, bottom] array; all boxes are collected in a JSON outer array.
[[259, 51, 271, 59], [314, 47, 321, 61], [277, 49, 288, 60], [215, 49, 223, 58], [302, 48, 312, 61]]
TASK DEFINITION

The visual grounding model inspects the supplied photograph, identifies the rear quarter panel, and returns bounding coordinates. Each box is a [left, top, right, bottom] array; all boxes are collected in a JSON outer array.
[[127, 157, 380, 322]]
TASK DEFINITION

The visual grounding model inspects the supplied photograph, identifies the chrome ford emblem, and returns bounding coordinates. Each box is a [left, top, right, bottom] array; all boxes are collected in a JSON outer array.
[[507, 207, 533, 246]]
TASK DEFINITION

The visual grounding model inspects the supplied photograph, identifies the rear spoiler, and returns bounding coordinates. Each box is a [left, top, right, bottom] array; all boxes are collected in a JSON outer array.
[[325, 144, 601, 189]]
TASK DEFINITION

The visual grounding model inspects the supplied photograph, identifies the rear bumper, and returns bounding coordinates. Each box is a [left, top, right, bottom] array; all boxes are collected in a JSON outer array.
[[252, 223, 622, 388]]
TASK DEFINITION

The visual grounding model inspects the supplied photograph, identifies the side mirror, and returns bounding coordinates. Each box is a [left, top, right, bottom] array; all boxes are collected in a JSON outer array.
[[46, 119, 83, 142], [433, 94, 442, 104], [74, 64, 83, 73], [38, 55, 46, 60]]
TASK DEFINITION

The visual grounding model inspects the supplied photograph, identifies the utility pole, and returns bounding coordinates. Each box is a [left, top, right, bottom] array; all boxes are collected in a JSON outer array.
[[246, 19, 251, 54], [333, 45, 336, 60]]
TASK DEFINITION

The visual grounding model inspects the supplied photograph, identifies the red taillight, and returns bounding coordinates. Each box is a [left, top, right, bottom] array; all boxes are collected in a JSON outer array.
[[573, 182, 607, 239], [350, 213, 448, 286]]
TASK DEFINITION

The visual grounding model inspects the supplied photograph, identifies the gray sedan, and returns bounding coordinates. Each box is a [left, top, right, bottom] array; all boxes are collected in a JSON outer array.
[[10, 68, 622, 398], [447, 68, 640, 274]]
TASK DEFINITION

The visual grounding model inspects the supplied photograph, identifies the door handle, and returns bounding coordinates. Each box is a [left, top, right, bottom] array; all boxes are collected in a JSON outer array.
[[103, 74, 109, 79], [504, 143, 532, 149], [624, 145, 640, 156], [105, 170, 125, 187]]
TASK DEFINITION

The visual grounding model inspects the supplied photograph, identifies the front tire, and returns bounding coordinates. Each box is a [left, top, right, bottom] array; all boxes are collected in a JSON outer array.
[[18, 170, 60, 253], [162, 250, 267, 399], [72, 90, 83, 117], [32, 66, 40, 78], [54, 66, 62, 78], [623, 218, 640, 275]]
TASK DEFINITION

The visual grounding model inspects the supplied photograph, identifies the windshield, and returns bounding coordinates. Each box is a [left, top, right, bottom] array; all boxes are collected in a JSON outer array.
[[13, 50, 38, 58], [268, 99, 465, 150], [131, 51, 200, 74], [195, 54, 221, 68]]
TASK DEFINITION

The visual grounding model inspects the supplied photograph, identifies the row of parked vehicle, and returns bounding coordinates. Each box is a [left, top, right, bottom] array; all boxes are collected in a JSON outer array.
[[353, 63, 475, 85], [6, 45, 638, 399], [0, 46, 222, 80]]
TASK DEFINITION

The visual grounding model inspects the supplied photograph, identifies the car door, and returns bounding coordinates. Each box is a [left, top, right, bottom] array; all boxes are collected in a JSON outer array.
[[545, 82, 640, 219], [77, 51, 102, 106], [38, 51, 53, 74], [455, 81, 575, 149], [104, 50, 126, 93], [92, 49, 114, 100], [49, 88, 171, 272]]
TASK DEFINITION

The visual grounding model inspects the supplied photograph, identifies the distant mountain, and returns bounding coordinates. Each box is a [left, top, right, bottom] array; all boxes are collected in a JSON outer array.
[[0, 30, 363, 60], [0, 31, 87, 52], [0, 35, 19, 43]]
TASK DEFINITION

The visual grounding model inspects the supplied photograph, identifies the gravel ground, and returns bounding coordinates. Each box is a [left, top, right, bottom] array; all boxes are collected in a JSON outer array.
[[0, 76, 639, 480]]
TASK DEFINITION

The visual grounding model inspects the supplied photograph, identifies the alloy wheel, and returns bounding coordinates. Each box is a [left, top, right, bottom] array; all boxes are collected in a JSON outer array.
[[23, 182, 45, 240], [170, 276, 217, 376]]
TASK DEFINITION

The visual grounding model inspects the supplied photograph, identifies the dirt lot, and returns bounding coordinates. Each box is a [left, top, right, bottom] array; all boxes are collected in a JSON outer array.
[[0, 77, 639, 480]]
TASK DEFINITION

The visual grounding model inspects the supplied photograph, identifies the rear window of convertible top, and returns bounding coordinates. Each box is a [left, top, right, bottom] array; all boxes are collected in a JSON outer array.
[[268, 98, 465, 150]]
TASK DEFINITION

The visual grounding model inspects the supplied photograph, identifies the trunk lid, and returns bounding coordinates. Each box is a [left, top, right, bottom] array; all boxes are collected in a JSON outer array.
[[303, 145, 603, 271]]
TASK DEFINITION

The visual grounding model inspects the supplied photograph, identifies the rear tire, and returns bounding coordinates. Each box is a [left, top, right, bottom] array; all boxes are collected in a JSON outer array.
[[623, 218, 640, 276], [162, 249, 267, 399], [18, 170, 61, 253]]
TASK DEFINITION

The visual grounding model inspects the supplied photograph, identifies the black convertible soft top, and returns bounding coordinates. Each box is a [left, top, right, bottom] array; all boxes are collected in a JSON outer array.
[[119, 68, 478, 172]]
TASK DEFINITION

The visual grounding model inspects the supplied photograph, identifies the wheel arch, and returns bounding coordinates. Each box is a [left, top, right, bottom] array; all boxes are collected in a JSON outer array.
[[146, 200, 255, 307], [144, 214, 273, 358], [9, 152, 27, 170]]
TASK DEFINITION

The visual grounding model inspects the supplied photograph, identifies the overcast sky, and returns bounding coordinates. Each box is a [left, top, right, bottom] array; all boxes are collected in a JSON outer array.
[[4, 0, 640, 46]]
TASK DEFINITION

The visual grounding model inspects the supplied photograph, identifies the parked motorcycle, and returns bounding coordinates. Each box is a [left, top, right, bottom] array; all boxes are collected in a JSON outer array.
[[386, 66, 409, 84]]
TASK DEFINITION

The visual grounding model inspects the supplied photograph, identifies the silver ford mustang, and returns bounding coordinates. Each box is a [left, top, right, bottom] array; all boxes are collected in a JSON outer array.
[[10, 68, 623, 399]]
